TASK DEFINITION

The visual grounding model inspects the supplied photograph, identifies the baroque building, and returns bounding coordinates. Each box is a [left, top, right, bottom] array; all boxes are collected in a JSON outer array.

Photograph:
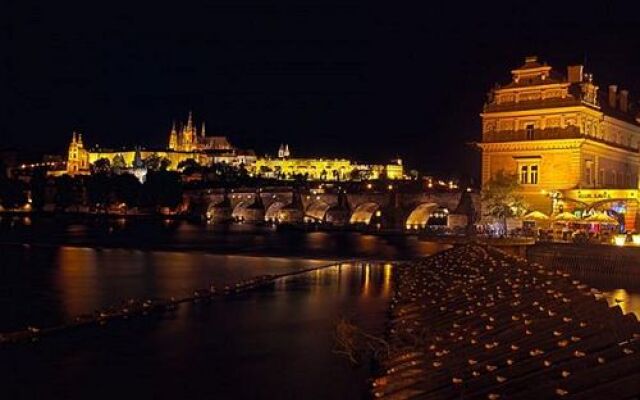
[[478, 56, 640, 229]]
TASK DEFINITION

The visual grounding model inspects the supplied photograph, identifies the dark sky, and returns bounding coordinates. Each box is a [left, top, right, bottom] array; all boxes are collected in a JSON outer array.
[[4, 1, 640, 181]]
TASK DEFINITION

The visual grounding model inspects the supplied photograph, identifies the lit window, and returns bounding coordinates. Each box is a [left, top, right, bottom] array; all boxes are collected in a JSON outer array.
[[585, 161, 593, 186], [520, 165, 528, 184], [518, 163, 539, 185], [526, 124, 534, 140], [530, 165, 539, 184]]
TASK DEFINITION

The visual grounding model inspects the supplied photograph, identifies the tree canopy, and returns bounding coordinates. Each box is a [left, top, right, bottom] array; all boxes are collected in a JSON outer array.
[[481, 170, 527, 232]]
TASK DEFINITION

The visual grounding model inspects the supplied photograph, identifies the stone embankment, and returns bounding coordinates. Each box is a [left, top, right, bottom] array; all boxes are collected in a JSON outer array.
[[373, 244, 640, 399]]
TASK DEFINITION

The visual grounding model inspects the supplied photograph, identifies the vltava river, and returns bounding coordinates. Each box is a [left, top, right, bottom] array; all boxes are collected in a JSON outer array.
[[0, 216, 448, 399]]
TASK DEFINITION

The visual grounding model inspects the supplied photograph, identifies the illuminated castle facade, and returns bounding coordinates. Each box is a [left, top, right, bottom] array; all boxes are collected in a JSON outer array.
[[66, 113, 253, 176], [254, 144, 404, 181], [64, 112, 405, 181], [479, 56, 640, 229], [168, 112, 233, 152]]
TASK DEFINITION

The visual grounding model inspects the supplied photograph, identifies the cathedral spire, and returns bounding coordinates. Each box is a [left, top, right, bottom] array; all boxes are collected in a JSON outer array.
[[169, 121, 178, 150], [201, 122, 206, 138], [187, 111, 193, 130], [72, 131, 77, 143]]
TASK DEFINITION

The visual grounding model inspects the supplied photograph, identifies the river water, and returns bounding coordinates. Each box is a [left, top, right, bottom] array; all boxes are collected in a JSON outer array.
[[1, 215, 638, 399], [0, 216, 447, 400]]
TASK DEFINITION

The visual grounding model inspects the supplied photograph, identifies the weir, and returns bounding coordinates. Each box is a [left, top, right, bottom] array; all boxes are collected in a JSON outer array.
[[373, 244, 640, 399]]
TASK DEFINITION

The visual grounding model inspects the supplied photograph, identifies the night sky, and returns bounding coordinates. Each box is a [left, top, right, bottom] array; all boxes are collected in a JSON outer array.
[[4, 1, 640, 182]]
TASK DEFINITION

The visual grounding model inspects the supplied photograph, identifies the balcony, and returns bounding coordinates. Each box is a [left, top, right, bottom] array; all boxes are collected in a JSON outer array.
[[483, 126, 582, 142], [483, 127, 638, 152]]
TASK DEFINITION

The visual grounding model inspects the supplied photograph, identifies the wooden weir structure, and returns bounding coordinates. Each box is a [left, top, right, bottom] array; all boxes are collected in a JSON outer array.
[[373, 244, 640, 399]]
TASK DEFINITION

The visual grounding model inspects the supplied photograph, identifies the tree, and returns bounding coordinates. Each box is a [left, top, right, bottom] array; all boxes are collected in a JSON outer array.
[[141, 171, 183, 210], [177, 158, 196, 170], [0, 178, 28, 209], [481, 170, 527, 235], [258, 165, 273, 177], [144, 154, 171, 171], [112, 154, 127, 172], [54, 175, 77, 210], [86, 172, 111, 211], [160, 157, 171, 171], [350, 169, 363, 181], [111, 173, 142, 210], [91, 158, 111, 174], [30, 168, 48, 210]]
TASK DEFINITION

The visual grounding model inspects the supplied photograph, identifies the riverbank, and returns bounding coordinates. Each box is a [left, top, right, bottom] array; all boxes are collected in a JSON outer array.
[[374, 244, 640, 399]]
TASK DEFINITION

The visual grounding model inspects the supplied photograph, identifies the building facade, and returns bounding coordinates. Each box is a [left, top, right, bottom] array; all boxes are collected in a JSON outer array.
[[253, 145, 404, 181], [65, 113, 254, 175], [478, 56, 640, 229], [64, 113, 405, 182]]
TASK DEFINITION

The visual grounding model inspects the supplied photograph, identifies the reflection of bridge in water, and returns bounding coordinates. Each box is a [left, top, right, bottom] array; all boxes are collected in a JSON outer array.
[[188, 188, 479, 230]]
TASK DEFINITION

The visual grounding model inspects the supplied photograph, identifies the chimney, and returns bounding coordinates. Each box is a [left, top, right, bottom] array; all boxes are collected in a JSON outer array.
[[608, 85, 618, 109], [567, 65, 584, 83], [619, 89, 629, 113]]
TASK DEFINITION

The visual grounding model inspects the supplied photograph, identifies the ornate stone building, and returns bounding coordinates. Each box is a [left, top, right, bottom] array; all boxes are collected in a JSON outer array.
[[168, 112, 233, 152], [478, 56, 640, 229], [63, 112, 405, 182], [65, 113, 253, 175]]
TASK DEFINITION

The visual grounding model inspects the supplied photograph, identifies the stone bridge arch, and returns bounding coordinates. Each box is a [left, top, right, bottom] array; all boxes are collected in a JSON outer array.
[[405, 202, 439, 229], [305, 200, 331, 222], [349, 202, 382, 225], [231, 199, 265, 223], [265, 201, 287, 222]]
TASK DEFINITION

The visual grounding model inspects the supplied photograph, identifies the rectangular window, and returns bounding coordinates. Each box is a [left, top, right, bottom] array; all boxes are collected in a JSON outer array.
[[585, 166, 592, 185], [530, 165, 539, 184], [599, 169, 604, 185], [520, 165, 529, 184], [526, 124, 534, 140], [517, 163, 539, 185]]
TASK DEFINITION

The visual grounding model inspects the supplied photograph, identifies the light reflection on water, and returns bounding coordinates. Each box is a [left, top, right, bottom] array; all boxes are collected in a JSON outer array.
[[2, 261, 394, 400], [566, 269, 640, 318], [2, 245, 333, 331], [602, 289, 640, 317]]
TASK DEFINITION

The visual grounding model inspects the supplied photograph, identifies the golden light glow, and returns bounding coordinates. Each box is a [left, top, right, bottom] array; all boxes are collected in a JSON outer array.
[[613, 235, 626, 246]]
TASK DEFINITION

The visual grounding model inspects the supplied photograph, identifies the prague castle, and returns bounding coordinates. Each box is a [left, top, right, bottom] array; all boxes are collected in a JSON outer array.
[[65, 112, 404, 181], [67, 112, 254, 177], [479, 56, 640, 229]]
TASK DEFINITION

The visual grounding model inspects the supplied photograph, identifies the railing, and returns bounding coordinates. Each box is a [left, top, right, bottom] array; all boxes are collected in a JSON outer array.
[[483, 126, 582, 143], [483, 127, 639, 152]]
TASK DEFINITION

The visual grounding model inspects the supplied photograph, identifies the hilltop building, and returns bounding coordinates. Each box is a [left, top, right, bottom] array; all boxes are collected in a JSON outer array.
[[65, 113, 255, 175], [478, 56, 640, 230], [253, 145, 404, 181], [63, 113, 405, 182]]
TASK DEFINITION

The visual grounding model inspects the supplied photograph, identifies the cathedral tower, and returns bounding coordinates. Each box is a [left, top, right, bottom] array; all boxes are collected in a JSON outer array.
[[169, 121, 178, 150], [67, 132, 89, 174]]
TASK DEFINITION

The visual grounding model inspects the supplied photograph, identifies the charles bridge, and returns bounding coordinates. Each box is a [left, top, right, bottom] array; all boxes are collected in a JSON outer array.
[[185, 187, 479, 229]]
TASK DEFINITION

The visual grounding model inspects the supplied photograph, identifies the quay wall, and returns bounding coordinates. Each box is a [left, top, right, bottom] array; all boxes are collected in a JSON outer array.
[[527, 242, 640, 275]]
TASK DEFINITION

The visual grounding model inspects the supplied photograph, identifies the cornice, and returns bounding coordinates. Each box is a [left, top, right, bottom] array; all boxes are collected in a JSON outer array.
[[478, 139, 585, 152], [481, 105, 602, 119]]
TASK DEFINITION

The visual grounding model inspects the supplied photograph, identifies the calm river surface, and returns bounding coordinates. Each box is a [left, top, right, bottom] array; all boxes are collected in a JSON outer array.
[[0, 216, 447, 400], [1, 215, 639, 399]]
